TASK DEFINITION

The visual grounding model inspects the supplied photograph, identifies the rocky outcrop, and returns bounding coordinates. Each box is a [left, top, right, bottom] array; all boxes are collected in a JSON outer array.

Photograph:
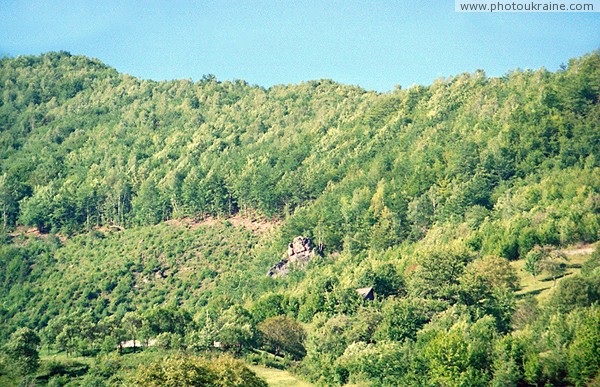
[[267, 236, 314, 277], [288, 236, 313, 261]]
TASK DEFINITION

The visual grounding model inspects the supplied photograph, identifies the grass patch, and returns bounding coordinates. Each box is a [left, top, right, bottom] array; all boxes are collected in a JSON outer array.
[[249, 365, 313, 387], [512, 244, 595, 302]]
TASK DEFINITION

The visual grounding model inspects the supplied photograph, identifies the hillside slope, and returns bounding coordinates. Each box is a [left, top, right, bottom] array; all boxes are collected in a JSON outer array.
[[0, 51, 599, 386]]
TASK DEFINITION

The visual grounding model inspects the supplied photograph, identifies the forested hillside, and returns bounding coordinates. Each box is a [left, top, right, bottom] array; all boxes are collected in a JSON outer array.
[[0, 51, 599, 386]]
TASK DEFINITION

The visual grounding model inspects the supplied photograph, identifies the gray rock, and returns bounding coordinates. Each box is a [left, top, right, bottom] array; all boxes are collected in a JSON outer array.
[[267, 236, 314, 277]]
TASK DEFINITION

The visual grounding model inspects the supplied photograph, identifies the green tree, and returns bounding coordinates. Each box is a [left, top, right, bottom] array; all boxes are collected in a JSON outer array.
[[334, 341, 411, 385], [122, 312, 143, 353], [55, 324, 79, 357], [97, 314, 126, 354], [250, 293, 284, 323], [217, 306, 257, 352], [420, 315, 497, 386], [143, 306, 191, 337], [132, 177, 168, 225], [374, 297, 432, 342], [4, 328, 40, 375], [525, 246, 568, 286], [567, 306, 600, 385], [0, 172, 27, 230], [409, 243, 474, 302], [188, 313, 218, 352], [539, 250, 568, 287], [209, 356, 268, 387], [131, 355, 216, 386], [524, 246, 543, 279], [18, 184, 56, 232], [459, 255, 518, 331], [259, 315, 306, 359], [491, 335, 524, 387]]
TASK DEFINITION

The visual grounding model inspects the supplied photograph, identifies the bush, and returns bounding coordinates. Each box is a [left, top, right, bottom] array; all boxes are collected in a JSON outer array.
[[258, 316, 306, 360], [130, 354, 267, 387]]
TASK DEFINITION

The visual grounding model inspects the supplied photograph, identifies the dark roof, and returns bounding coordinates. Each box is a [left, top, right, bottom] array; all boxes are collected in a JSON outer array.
[[356, 287, 374, 300]]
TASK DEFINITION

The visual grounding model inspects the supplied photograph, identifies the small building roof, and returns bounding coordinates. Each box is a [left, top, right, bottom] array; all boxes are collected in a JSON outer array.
[[356, 287, 374, 300]]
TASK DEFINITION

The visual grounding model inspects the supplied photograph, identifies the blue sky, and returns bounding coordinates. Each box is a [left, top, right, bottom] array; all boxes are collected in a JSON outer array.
[[1, 1, 598, 92]]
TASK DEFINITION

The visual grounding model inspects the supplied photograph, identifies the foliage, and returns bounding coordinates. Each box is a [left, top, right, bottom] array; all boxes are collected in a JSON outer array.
[[130, 354, 267, 387], [408, 242, 474, 302], [4, 327, 40, 375], [0, 51, 598, 385], [258, 315, 306, 360]]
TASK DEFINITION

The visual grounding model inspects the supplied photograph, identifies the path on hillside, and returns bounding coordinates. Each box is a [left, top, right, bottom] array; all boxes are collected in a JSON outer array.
[[563, 244, 595, 256], [249, 365, 313, 387]]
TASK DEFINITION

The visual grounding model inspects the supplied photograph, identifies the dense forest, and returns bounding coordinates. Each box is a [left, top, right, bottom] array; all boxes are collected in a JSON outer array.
[[0, 51, 599, 386]]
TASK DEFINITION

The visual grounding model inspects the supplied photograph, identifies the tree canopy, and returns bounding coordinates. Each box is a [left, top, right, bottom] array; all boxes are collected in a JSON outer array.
[[0, 51, 599, 386]]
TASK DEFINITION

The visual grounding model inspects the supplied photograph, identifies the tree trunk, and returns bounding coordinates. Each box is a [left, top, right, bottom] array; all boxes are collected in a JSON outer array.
[[2, 203, 6, 231]]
